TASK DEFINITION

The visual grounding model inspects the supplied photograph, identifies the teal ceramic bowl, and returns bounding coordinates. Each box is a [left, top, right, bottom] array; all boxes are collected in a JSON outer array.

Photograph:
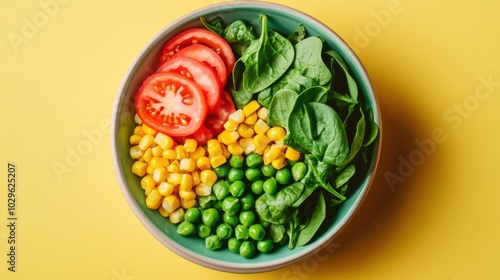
[[111, 1, 381, 273]]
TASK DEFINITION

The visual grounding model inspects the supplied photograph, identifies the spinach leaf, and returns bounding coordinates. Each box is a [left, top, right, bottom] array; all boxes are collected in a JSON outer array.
[[334, 164, 356, 188], [255, 182, 304, 224], [362, 107, 379, 147], [200, 16, 225, 36], [223, 20, 257, 56], [287, 23, 306, 45], [339, 106, 366, 166], [268, 89, 298, 128], [237, 14, 294, 94], [326, 50, 358, 101], [295, 190, 326, 247]]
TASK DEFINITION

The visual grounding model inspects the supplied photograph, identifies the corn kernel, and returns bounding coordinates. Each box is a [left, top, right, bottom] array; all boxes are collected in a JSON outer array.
[[267, 126, 287, 142], [243, 100, 260, 117], [163, 149, 177, 160], [227, 142, 244, 156], [154, 132, 175, 150], [139, 134, 155, 151], [237, 124, 254, 138], [130, 145, 144, 159], [167, 160, 180, 173], [207, 145, 223, 158], [146, 189, 163, 209], [180, 198, 198, 209], [151, 146, 163, 157], [224, 119, 238, 131], [179, 158, 196, 172], [239, 138, 256, 155], [162, 194, 181, 213], [263, 144, 286, 165], [169, 207, 185, 224], [285, 146, 301, 162], [180, 173, 193, 191], [243, 112, 258, 125], [190, 146, 206, 161], [254, 119, 270, 135], [220, 130, 239, 145], [228, 109, 245, 123], [196, 156, 211, 170], [210, 154, 227, 168], [146, 165, 155, 175], [142, 148, 153, 163], [142, 123, 157, 136], [134, 125, 146, 137], [158, 206, 170, 217], [200, 170, 217, 187], [153, 167, 168, 183], [141, 175, 156, 195], [195, 183, 212, 196], [254, 134, 271, 154], [179, 189, 196, 200], [129, 134, 142, 145], [132, 161, 148, 177], [184, 139, 197, 153], [220, 143, 231, 158], [272, 153, 287, 170], [167, 173, 182, 185], [191, 170, 201, 185], [149, 157, 169, 169], [158, 181, 175, 196], [257, 107, 269, 121], [134, 113, 143, 125], [175, 145, 187, 160]]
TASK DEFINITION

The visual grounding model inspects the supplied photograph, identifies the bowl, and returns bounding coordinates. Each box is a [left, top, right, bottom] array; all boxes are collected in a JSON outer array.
[[111, 0, 381, 274]]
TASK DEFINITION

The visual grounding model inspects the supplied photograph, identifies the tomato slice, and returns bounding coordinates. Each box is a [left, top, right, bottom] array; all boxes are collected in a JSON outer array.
[[204, 90, 236, 135], [173, 125, 214, 146], [159, 28, 235, 74], [157, 56, 221, 111], [135, 72, 207, 137], [173, 44, 228, 87]]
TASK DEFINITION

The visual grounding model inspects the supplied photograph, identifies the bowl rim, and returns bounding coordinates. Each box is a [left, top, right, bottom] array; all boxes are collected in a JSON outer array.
[[111, 0, 382, 274]]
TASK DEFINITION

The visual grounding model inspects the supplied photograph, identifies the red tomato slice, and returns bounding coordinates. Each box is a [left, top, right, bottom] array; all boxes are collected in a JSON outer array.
[[159, 28, 235, 74], [157, 56, 221, 111], [204, 90, 236, 135], [173, 125, 214, 146], [173, 44, 228, 87], [135, 72, 207, 137]]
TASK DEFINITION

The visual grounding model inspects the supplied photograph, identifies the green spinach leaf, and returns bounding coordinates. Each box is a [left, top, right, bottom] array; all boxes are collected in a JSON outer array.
[[326, 50, 358, 101], [255, 182, 304, 224], [296, 190, 326, 247], [268, 89, 298, 128]]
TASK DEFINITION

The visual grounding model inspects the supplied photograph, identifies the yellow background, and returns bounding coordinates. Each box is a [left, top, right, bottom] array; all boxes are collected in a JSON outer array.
[[1, 0, 499, 279]]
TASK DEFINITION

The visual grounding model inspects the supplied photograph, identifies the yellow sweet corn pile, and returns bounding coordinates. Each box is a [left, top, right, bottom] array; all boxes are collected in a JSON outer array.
[[129, 117, 220, 224], [219, 100, 301, 170]]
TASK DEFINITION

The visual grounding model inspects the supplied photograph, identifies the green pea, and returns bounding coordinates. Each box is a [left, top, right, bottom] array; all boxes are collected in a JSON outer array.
[[251, 180, 264, 195], [216, 223, 233, 240], [227, 237, 242, 252], [239, 211, 256, 227], [240, 193, 255, 211], [246, 153, 263, 168], [213, 200, 222, 210], [257, 237, 274, 253], [291, 162, 307, 181], [198, 194, 217, 209], [202, 208, 220, 227], [229, 155, 244, 168], [235, 224, 249, 240], [229, 180, 246, 197], [287, 159, 298, 166], [205, 235, 222, 250], [263, 177, 277, 194], [275, 168, 292, 185], [184, 207, 201, 223], [197, 224, 212, 239], [227, 168, 244, 182], [213, 180, 230, 200], [269, 224, 286, 243], [245, 167, 262, 182], [221, 196, 240, 216], [249, 224, 266, 241], [222, 213, 239, 227], [239, 240, 256, 258], [213, 163, 229, 178], [261, 164, 276, 178], [176, 221, 196, 236]]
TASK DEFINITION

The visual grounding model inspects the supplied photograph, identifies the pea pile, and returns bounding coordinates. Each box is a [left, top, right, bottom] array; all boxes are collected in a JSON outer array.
[[175, 152, 307, 258]]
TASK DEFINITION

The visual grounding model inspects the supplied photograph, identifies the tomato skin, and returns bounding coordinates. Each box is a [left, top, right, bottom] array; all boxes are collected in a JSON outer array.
[[159, 28, 235, 75], [173, 44, 228, 87], [204, 90, 236, 135], [157, 56, 221, 111], [173, 125, 214, 146], [135, 72, 207, 137]]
